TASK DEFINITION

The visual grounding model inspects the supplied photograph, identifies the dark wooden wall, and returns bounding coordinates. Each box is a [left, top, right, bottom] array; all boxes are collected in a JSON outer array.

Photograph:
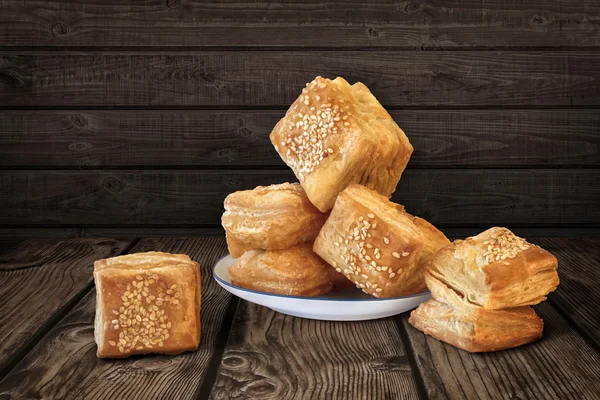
[[1, 1, 599, 237]]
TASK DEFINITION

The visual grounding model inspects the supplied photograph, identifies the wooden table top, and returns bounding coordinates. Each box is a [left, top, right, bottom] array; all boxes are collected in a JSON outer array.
[[0, 236, 599, 399]]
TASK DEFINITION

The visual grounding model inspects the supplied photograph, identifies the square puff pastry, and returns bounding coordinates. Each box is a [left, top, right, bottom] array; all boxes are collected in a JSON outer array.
[[222, 182, 328, 258], [228, 244, 349, 297], [426, 227, 559, 309], [270, 76, 413, 212], [93, 251, 201, 358], [313, 184, 450, 298], [409, 273, 543, 352]]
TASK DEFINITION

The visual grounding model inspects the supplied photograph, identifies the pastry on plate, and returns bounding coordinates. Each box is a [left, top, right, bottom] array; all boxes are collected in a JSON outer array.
[[313, 184, 449, 298], [270, 76, 413, 212], [409, 273, 544, 352], [228, 244, 346, 297], [93, 252, 201, 358], [426, 227, 559, 309], [222, 182, 328, 258]]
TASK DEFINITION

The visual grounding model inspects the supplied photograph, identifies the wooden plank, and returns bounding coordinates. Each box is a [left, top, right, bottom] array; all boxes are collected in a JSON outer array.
[[209, 300, 420, 399], [0, 238, 134, 377], [402, 301, 600, 400], [531, 237, 600, 347], [1, 109, 599, 168], [0, 169, 598, 227], [1, 52, 599, 107], [0, 1, 598, 48], [0, 237, 234, 399]]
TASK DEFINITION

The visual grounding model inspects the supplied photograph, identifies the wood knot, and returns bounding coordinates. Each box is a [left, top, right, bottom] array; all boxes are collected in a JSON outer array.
[[102, 176, 123, 194], [166, 0, 181, 8], [244, 380, 277, 397], [367, 27, 380, 39], [52, 22, 68, 36], [127, 204, 140, 213], [237, 127, 252, 139], [71, 114, 87, 128], [532, 14, 545, 25], [222, 355, 249, 371], [69, 142, 92, 152], [404, 1, 421, 14]]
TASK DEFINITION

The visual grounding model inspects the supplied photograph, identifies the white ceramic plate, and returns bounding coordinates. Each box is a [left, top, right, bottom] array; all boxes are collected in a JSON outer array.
[[213, 254, 431, 321]]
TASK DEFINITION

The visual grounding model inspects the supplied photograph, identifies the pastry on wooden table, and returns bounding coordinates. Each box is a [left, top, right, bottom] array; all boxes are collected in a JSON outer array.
[[409, 272, 544, 352], [313, 184, 449, 298], [222, 182, 328, 258], [228, 244, 347, 296], [426, 227, 559, 309], [93, 251, 201, 358], [270, 76, 413, 212]]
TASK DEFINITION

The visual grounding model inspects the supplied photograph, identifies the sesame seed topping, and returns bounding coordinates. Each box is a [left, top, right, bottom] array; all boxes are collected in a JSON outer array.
[[367, 213, 375, 219], [402, 251, 410, 257], [375, 288, 383, 293], [109, 272, 181, 353], [389, 273, 396, 278], [392, 252, 401, 258], [383, 237, 389, 245], [480, 228, 532, 265]]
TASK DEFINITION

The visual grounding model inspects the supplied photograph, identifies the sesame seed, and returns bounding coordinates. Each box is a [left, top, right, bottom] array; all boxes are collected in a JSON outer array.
[[376, 288, 383, 293], [336, 268, 342, 272], [392, 252, 401, 258], [361, 274, 369, 279], [367, 213, 375, 219], [383, 237, 389, 244], [334, 242, 340, 247], [389, 273, 396, 278], [402, 251, 410, 257]]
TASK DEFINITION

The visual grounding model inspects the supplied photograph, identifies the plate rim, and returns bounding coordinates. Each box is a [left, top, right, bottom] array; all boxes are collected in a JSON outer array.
[[212, 254, 431, 302]]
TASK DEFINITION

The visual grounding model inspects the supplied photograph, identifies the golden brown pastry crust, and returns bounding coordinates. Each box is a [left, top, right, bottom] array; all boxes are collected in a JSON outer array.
[[409, 273, 544, 352], [222, 182, 328, 258], [270, 76, 413, 212], [93, 252, 201, 358], [426, 227, 559, 309], [313, 184, 449, 298], [228, 244, 344, 296]]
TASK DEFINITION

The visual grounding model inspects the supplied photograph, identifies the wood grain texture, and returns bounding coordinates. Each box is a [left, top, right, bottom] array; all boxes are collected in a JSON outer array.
[[403, 301, 600, 400], [0, 238, 133, 377], [1, 109, 599, 168], [209, 300, 419, 400], [1, 169, 598, 227], [0, 0, 598, 48], [1, 52, 599, 107], [0, 237, 233, 400], [532, 237, 600, 347]]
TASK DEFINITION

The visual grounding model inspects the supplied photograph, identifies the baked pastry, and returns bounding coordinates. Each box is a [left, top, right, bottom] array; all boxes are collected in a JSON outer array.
[[409, 273, 543, 352], [229, 244, 347, 296], [426, 227, 559, 309], [270, 76, 413, 212], [93, 252, 201, 358], [222, 182, 328, 258], [313, 184, 449, 298]]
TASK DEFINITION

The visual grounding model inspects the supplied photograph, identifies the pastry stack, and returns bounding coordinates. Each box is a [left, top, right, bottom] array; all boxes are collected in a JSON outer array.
[[221, 76, 450, 298], [409, 227, 560, 352]]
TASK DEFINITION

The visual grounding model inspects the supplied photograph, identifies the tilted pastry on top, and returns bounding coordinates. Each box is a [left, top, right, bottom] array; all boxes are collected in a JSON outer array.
[[409, 272, 544, 352], [93, 252, 201, 358], [222, 182, 328, 258], [270, 76, 413, 212], [426, 227, 559, 309], [229, 244, 351, 297], [313, 184, 449, 298]]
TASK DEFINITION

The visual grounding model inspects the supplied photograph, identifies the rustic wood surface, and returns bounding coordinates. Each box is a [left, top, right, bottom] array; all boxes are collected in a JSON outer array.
[[210, 300, 419, 400], [0, 238, 134, 378], [534, 237, 600, 348], [0, 236, 599, 400], [1, 0, 598, 48], [402, 301, 600, 400], [1, 109, 599, 169], [1, 169, 598, 227], [2, 52, 599, 107], [0, 237, 234, 400]]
